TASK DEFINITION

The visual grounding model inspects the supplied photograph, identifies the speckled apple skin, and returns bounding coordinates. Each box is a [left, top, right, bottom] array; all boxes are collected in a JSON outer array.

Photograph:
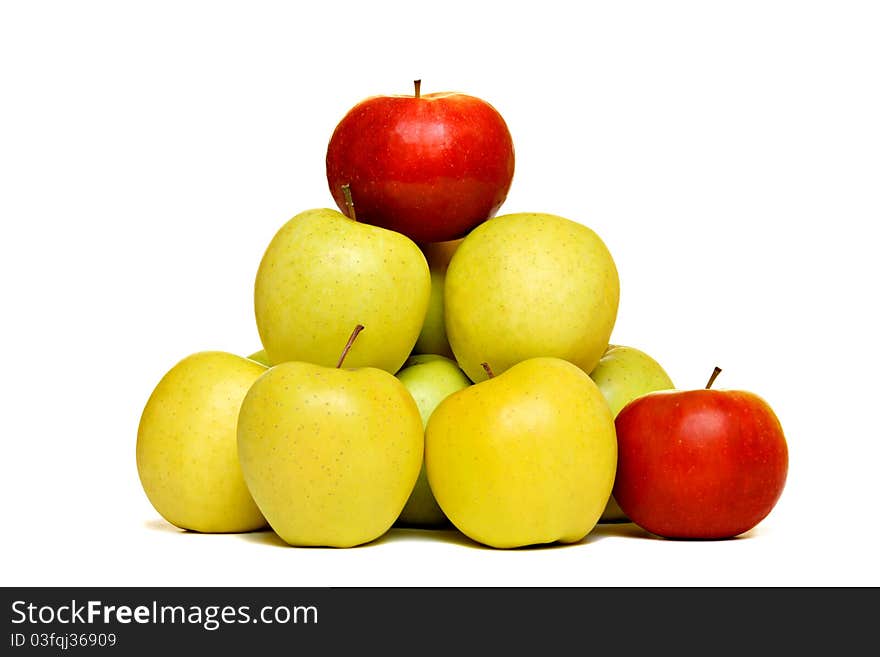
[[254, 208, 430, 373], [136, 351, 268, 533], [426, 358, 617, 549], [237, 362, 424, 548], [445, 212, 620, 383]]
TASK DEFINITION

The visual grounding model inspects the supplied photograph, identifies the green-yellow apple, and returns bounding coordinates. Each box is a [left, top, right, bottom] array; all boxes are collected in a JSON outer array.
[[402, 353, 449, 368], [136, 351, 267, 533], [237, 328, 424, 547], [254, 205, 431, 373], [425, 357, 617, 548], [445, 212, 619, 383], [412, 239, 462, 360], [247, 349, 271, 366], [395, 355, 471, 527], [590, 344, 675, 522]]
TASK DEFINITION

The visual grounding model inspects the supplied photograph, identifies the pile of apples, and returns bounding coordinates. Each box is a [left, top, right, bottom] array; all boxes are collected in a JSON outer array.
[[136, 81, 789, 549]]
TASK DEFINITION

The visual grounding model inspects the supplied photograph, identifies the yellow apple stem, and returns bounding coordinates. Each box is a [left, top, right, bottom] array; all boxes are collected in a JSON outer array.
[[480, 362, 495, 379], [336, 324, 365, 368], [414, 79, 421, 98], [341, 184, 357, 221], [705, 366, 722, 389]]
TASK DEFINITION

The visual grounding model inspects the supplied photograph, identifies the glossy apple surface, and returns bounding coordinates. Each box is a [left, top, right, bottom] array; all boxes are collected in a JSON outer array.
[[326, 82, 515, 244], [426, 357, 616, 548], [613, 382, 788, 539]]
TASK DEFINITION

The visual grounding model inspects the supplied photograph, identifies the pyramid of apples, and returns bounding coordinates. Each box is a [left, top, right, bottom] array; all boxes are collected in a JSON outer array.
[[136, 81, 788, 548]]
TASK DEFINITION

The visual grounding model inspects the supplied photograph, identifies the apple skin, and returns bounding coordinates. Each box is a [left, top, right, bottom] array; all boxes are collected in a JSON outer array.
[[412, 239, 462, 359], [613, 388, 789, 539], [247, 349, 271, 366], [445, 212, 619, 383], [136, 351, 268, 533], [254, 207, 430, 374], [395, 355, 471, 527], [425, 357, 617, 549], [590, 344, 675, 523], [325, 87, 515, 244], [237, 360, 424, 548]]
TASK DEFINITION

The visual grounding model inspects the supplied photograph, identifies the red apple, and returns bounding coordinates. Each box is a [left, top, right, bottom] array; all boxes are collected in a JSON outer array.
[[325, 80, 515, 244], [612, 367, 789, 539]]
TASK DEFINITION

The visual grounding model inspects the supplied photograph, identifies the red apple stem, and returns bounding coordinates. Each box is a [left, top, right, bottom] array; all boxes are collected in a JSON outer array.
[[341, 183, 357, 222], [705, 366, 722, 389], [481, 362, 495, 379], [414, 79, 421, 98], [336, 324, 365, 368]]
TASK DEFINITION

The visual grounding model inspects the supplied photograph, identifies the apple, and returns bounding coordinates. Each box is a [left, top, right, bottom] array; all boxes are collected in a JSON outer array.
[[411, 239, 462, 360], [237, 326, 424, 547], [247, 349, 270, 366], [395, 354, 471, 527], [445, 212, 619, 383], [136, 351, 267, 533], [401, 353, 449, 368], [589, 344, 675, 522], [253, 205, 430, 373], [325, 80, 515, 244], [425, 357, 617, 549], [613, 367, 789, 539]]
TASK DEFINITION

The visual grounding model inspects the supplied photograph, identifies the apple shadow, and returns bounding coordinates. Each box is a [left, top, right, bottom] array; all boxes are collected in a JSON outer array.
[[147, 514, 757, 548], [233, 526, 466, 550], [236, 529, 292, 548], [374, 524, 625, 551], [590, 521, 656, 540], [144, 518, 184, 534], [232, 525, 487, 550], [590, 521, 759, 542], [372, 526, 484, 549], [373, 518, 677, 550], [143, 517, 277, 540]]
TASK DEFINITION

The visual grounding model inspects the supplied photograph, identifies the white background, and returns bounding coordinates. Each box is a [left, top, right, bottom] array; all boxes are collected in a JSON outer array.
[[2, 1, 878, 587]]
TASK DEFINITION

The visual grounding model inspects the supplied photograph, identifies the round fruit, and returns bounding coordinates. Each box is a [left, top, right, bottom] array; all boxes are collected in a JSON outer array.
[[613, 385, 789, 539], [326, 81, 515, 244], [136, 351, 267, 533], [445, 212, 619, 383]]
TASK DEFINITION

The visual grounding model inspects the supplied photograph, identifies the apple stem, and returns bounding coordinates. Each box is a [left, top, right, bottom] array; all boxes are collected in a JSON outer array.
[[341, 183, 357, 222], [705, 366, 722, 389], [481, 362, 495, 379], [336, 324, 365, 368], [414, 79, 421, 98]]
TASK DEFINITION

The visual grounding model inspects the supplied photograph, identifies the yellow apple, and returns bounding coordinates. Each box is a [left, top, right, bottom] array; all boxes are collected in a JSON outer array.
[[425, 357, 617, 548], [136, 351, 267, 533], [254, 207, 431, 373], [237, 339, 424, 548], [445, 212, 620, 383]]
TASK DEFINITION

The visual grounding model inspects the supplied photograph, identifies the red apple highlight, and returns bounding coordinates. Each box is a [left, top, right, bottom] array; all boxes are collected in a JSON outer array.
[[325, 80, 515, 244], [612, 367, 789, 539]]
